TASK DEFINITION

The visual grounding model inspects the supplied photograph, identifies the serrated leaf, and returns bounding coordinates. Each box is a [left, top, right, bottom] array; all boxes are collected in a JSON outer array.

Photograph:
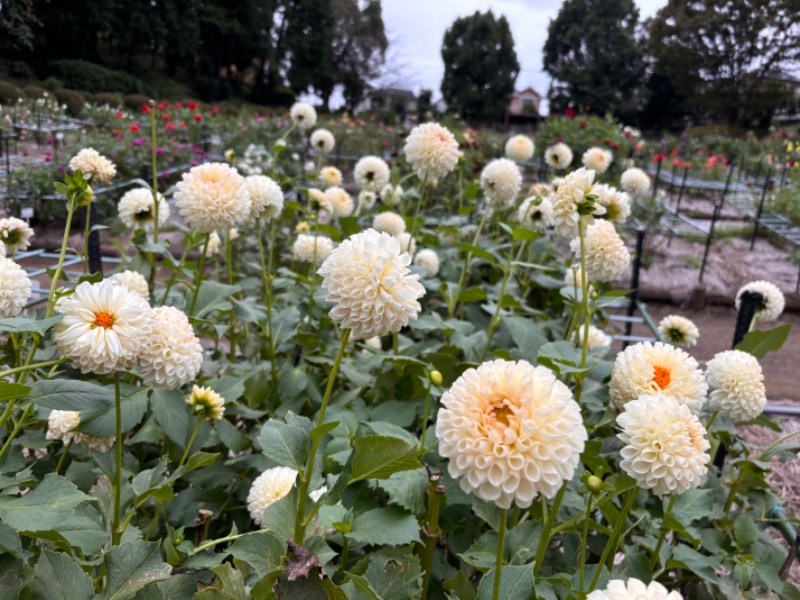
[[258, 415, 312, 470], [30, 549, 93, 600], [191, 280, 241, 318], [101, 540, 171, 600], [0, 382, 30, 404], [229, 531, 285, 581], [0, 315, 62, 335], [735, 324, 792, 359], [504, 316, 547, 355], [668, 544, 720, 584], [77, 392, 148, 437], [374, 468, 429, 515], [477, 564, 535, 600], [151, 389, 191, 446], [347, 507, 421, 545], [734, 515, 760, 549], [349, 436, 421, 483], [358, 548, 422, 600], [0, 473, 96, 533], [29, 379, 113, 411]]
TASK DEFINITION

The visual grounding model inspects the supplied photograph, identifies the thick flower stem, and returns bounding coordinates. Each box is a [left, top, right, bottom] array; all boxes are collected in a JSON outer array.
[[54, 440, 74, 475], [256, 220, 278, 384], [179, 417, 203, 467], [188, 233, 211, 316], [480, 240, 526, 361], [150, 103, 160, 244], [47, 199, 78, 319], [533, 482, 567, 577], [589, 488, 638, 591], [0, 358, 66, 380], [82, 203, 92, 273], [294, 328, 352, 544], [226, 235, 236, 361], [419, 474, 444, 598], [0, 404, 32, 462], [407, 175, 428, 252], [492, 508, 509, 600], [112, 372, 123, 545], [418, 380, 433, 458], [160, 243, 191, 304], [305, 219, 320, 333], [450, 210, 490, 316], [650, 494, 676, 569], [574, 221, 591, 404], [578, 493, 594, 594]]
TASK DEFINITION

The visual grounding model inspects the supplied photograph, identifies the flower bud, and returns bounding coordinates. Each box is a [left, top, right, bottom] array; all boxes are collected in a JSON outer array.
[[429, 370, 443, 386], [586, 475, 603, 493]]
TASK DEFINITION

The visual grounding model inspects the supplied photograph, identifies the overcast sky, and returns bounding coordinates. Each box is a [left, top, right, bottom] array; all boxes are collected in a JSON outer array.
[[380, 0, 668, 114]]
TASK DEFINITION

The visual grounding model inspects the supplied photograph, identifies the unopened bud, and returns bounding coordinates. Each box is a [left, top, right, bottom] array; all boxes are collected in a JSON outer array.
[[586, 475, 603, 493], [429, 370, 443, 386]]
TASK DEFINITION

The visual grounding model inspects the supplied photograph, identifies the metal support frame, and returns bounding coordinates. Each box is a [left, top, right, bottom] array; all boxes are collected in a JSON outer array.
[[698, 201, 722, 283], [750, 168, 773, 250], [623, 229, 646, 346]]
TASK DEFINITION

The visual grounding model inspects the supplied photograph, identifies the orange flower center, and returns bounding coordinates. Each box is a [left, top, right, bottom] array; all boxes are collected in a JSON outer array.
[[652, 365, 671, 389], [93, 311, 115, 329], [485, 396, 518, 433]]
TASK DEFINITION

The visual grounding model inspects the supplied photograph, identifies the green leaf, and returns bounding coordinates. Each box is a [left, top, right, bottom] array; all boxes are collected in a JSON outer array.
[[503, 316, 547, 356], [477, 564, 535, 600], [374, 468, 429, 515], [512, 227, 538, 241], [229, 531, 285, 581], [260, 487, 298, 543], [347, 507, 421, 545], [151, 389, 191, 446], [668, 544, 720, 584], [258, 415, 312, 471], [735, 324, 792, 359], [454, 242, 498, 264], [77, 392, 148, 437], [349, 436, 421, 483], [0, 473, 96, 533], [734, 515, 760, 549], [0, 382, 30, 404], [101, 540, 171, 600], [24, 503, 107, 554], [30, 550, 94, 600], [344, 573, 381, 600], [355, 548, 422, 600], [0, 315, 62, 335], [29, 379, 113, 411], [537, 341, 594, 376], [192, 280, 241, 318]]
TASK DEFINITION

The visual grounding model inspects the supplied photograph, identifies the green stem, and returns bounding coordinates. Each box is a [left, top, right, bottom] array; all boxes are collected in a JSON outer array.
[[579, 493, 594, 594], [650, 494, 676, 569], [188, 233, 211, 316], [304, 219, 319, 333], [82, 203, 91, 273], [407, 175, 428, 251], [480, 240, 526, 361], [187, 530, 270, 556], [336, 536, 350, 582], [706, 409, 719, 432], [257, 220, 278, 384], [179, 417, 203, 468], [160, 242, 191, 304], [574, 221, 591, 404], [0, 403, 32, 462], [757, 428, 800, 461], [46, 199, 77, 318], [419, 477, 444, 599], [533, 482, 567, 576], [226, 234, 236, 361], [0, 358, 66, 379], [588, 488, 638, 591], [150, 105, 160, 244], [450, 210, 490, 316], [418, 380, 433, 458], [492, 508, 509, 600], [112, 373, 122, 545], [294, 328, 352, 543], [723, 469, 741, 518], [54, 439, 73, 475]]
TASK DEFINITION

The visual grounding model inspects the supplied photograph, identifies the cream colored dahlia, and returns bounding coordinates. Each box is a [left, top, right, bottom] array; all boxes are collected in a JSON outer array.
[[705, 350, 766, 422], [620, 167, 651, 196], [518, 196, 553, 231], [552, 167, 604, 238], [658, 315, 699, 347], [364, 336, 382, 349], [570, 220, 630, 282], [0, 217, 34, 254], [320, 166, 343, 187], [247, 466, 298, 527], [318, 229, 425, 339], [174, 163, 251, 233], [46, 410, 115, 453], [587, 577, 684, 600], [54, 280, 153, 375], [381, 184, 404, 206], [594, 184, 631, 223], [736, 280, 785, 322], [373, 212, 406, 237], [582, 147, 613, 174], [0, 257, 32, 318], [354, 156, 390, 192], [246, 175, 284, 222], [292, 235, 334, 265], [289, 102, 317, 130], [205, 231, 221, 257], [505, 135, 535, 162], [618, 393, 709, 497], [528, 182, 553, 197], [414, 249, 440, 278], [404, 122, 460, 180], [229, 228, 239, 241], [395, 232, 416, 256], [575, 324, 613, 349], [480, 158, 522, 210], [0, 242, 4, 258], [117, 188, 170, 233], [550, 176, 565, 190], [139, 306, 203, 390], [109, 270, 149, 300], [609, 342, 707, 413], [325, 187, 354, 218], [310, 129, 335, 154], [436, 359, 586, 508], [358, 190, 377, 211], [69, 148, 117, 184], [308, 188, 334, 221], [564, 264, 585, 287], [545, 143, 574, 170], [186, 384, 224, 420]]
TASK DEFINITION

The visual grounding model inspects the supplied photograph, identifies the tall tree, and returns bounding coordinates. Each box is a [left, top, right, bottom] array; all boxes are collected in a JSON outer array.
[[648, 0, 800, 127], [543, 0, 645, 119], [0, 0, 39, 52], [283, 0, 335, 102], [440, 10, 519, 122]]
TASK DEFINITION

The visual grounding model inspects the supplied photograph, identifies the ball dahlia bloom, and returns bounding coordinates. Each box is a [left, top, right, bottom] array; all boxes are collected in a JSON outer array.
[[289, 102, 317, 130], [47, 410, 115, 453], [594, 184, 631, 223], [354, 156, 390, 191], [575, 324, 613, 349], [292, 235, 334, 265], [372, 211, 406, 237], [480, 158, 522, 210], [436, 359, 587, 508], [518, 196, 553, 231], [138, 306, 204, 389], [617, 393, 709, 497], [320, 166, 343, 187], [403, 122, 459, 181], [0, 257, 32, 318], [582, 146, 613, 174], [609, 342, 707, 414], [310, 128, 335, 154], [246, 175, 284, 223], [570, 220, 630, 282], [247, 466, 298, 527], [318, 229, 425, 339], [544, 142, 574, 170], [657, 315, 699, 347], [381, 184, 404, 206], [54, 280, 153, 375], [414, 249, 440, 278], [706, 350, 766, 422], [69, 148, 117, 184], [358, 191, 377, 211], [109, 270, 149, 300], [325, 187, 354, 218], [174, 162, 251, 234], [118, 188, 170, 233], [395, 232, 416, 256], [551, 167, 604, 238], [587, 577, 684, 599], [0, 217, 34, 254], [620, 167, 651, 196], [504, 134, 535, 162], [735, 280, 785, 322], [186, 384, 225, 420]]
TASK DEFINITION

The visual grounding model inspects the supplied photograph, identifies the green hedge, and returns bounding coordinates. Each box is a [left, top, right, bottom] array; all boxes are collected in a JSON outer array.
[[54, 89, 86, 116], [48, 60, 142, 94], [0, 81, 23, 103]]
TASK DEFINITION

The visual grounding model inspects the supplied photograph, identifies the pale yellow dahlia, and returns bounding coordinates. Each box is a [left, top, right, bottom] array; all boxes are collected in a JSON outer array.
[[518, 196, 553, 231], [545, 142, 573, 170], [325, 187, 354, 218], [372, 211, 406, 237], [358, 190, 377, 211], [317, 229, 425, 339], [310, 129, 335, 154], [414, 249, 440, 278], [594, 184, 631, 223], [354, 156, 390, 192], [174, 163, 251, 233], [308, 188, 334, 220], [705, 350, 766, 422], [570, 220, 630, 282], [46, 410, 115, 453], [289, 102, 317, 130], [0, 217, 34, 254], [247, 466, 298, 527], [620, 167, 651, 196], [480, 158, 522, 210], [582, 147, 613, 174], [139, 306, 204, 390], [186, 384, 224, 420], [552, 167, 604, 238], [395, 232, 416, 256], [117, 188, 170, 233], [0, 257, 32, 318], [109, 270, 149, 300], [320, 166, 343, 187], [609, 342, 707, 413], [54, 279, 153, 375], [528, 182, 553, 197], [505, 135, 535, 162], [246, 175, 284, 222], [292, 235, 333, 265], [587, 577, 684, 600], [618, 393, 709, 497], [658, 315, 699, 347], [575, 324, 613, 349], [69, 148, 117, 184], [403, 122, 459, 180], [736, 280, 785, 322], [436, 359, 587, 508]]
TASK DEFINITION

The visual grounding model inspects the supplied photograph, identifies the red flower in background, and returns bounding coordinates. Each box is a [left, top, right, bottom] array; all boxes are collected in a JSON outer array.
[[612, 144, 620, 151], [194, 114, 203, 123], [579, 121, 587, 128], [162, 114, 170, 122], [141, 104, 151, 113], [603, 139, 611, 146], [166, 123, 175, 131], [175, 102, 183, 109], [188, 101, 198, 111], [158, 101, 169, 111], [653, 153, 666, 163], [556, 136, 564, 143], [564, 108, 576, 119], [211, 106, 219, 115], [114, 110, 123, 120], [129, 124, 140, 133]]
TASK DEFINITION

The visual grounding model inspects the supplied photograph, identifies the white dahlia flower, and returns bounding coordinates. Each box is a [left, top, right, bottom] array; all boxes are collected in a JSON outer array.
[[320, 166, 343, 187], [528, 182, 554, 197], [289, 102, 317, 130], [736, 280, 785, 322], [186, 384, 225, 420], [395, 233, 416, 256], [404, 122, 460, 181], [609, 342, 707, 413], [552, 167, 604, 238], [570, 220, 630, 282], [582, 147, 613, 174], [358, 191, 377, 211], [550, 176, 565, 190], [0, 257, 32, 318], [364, 336, 382, 349], [54, 279, 153, 375], [325, 187, 354, 218], [69, 148, 116, 184], [109, 270, 149, 299], [518, 196, 553, 231], [139, 306, 204, 390], [381, 184, 404, 206], [354, 156, 390, 192], [174, 163, 251, 233], [46, 410, 115, 453], [658, 315, 699, 347], [575, 324, 613, 349], [117, 188, 170, 233], [480, 158, 522, 210], [705, 350, 767, 422], [205, 231, 221, 257], [246, 175, 284, 222], [247, 466, 298, 527], [0, 242, 4, 258], [436, 359, 587, 508], [545, 143, 574, 170], [318, 229, 425, 339], [587, 577, 684, 600], [620, 167, 651, 196], [564, 264, 585, 287], [310, 129, 335, 154], [618, 393, 709, 497], [594, 184, 631, 223], [0, 217, 34, 254], [308, 188, 333, 221], [505, 135, 535, 162], [292, 235, 333, 265], [414, 249, 440, 277], [373, 212, 406, 237]]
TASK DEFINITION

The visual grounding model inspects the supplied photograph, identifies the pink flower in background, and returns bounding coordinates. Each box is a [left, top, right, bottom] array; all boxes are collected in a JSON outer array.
[[133, 138, 143, 146]]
